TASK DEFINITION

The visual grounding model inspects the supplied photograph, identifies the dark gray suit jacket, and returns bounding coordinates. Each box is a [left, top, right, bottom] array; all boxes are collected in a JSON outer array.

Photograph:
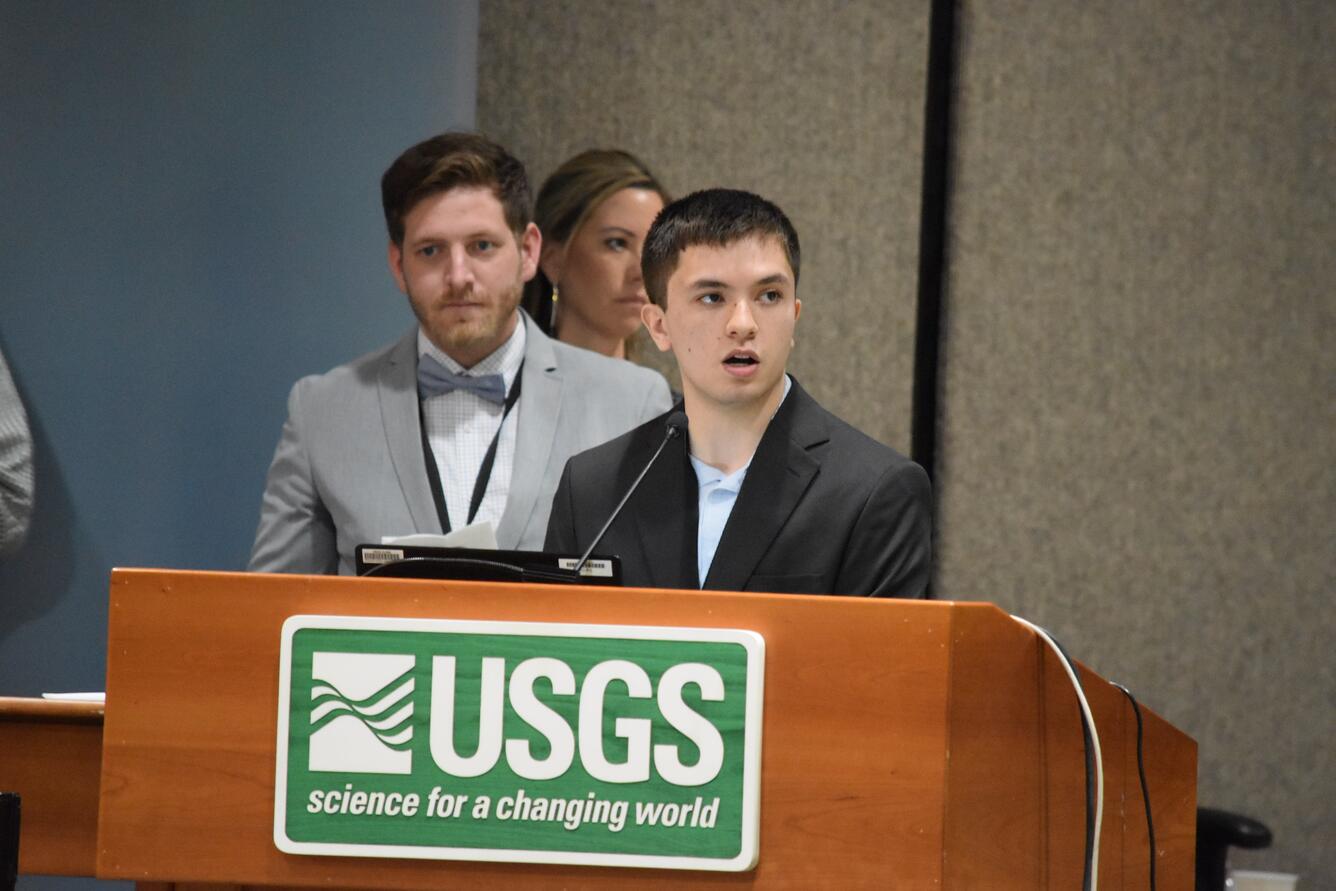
[[545, 378, 932, 597], [250, 313, 671, 575]]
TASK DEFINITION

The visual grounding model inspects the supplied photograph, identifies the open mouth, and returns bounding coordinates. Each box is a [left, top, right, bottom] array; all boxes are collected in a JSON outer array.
[[723, 354, 758, 367]]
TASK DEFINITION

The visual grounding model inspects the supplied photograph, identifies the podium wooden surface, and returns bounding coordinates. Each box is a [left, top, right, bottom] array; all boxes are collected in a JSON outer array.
[[0, 696, 102, 876], [10, 568, 1196, 888]]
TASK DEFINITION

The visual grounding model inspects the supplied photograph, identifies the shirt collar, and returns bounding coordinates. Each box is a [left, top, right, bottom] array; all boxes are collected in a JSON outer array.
[[690, 453, 749, 492], [688, 375, 792, 489], [417, 315, 527, 386]]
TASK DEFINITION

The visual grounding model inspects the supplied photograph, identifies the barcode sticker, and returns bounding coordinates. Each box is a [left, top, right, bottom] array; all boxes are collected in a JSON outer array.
[[557, 557, 614, 578], [360, 548, 405, 564]]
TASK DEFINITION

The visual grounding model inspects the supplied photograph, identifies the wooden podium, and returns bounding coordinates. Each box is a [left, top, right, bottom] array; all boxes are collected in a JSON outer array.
[[3, 568, 1196, 888]]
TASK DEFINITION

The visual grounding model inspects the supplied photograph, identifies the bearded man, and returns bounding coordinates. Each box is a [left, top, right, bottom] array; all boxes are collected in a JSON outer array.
[[250, 133, 670, 575]]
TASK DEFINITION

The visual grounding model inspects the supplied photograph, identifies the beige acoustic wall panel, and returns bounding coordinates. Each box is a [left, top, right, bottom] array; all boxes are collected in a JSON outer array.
[[938, 1, 1334, 880], [478, 0, 929, 451]]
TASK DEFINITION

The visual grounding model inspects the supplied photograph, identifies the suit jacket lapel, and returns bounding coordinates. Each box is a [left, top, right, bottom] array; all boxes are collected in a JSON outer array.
[[496, 313, 560, 550], [379, 329, 443, 534], [704, 381, 826, 591], [629, 429, 699, 589]]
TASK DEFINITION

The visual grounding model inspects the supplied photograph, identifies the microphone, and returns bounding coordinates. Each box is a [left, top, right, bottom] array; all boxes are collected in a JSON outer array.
[[573, 411, 688, 576]]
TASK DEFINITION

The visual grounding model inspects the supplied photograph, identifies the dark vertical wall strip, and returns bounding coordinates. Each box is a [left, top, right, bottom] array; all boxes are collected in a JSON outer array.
[[912, 0, 957, 481], [911, 0, 957, 597]]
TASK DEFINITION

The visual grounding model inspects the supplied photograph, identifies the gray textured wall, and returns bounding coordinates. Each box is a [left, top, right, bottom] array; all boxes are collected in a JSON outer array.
[[479, 0, 1334, 882], [478, 0, 929, 452], [938, 1, 1334, 882]]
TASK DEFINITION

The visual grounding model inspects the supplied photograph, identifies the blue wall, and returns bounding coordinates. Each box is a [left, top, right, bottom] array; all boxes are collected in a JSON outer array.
[[0, 0, 478, 718]]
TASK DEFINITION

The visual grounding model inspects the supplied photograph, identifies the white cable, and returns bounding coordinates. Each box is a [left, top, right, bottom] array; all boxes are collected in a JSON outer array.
[[1012, 615, 1104, 891]]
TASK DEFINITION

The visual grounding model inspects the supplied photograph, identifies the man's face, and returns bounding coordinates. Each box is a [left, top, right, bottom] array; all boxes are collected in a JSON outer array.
[[388, 185, 540, 368], [642, 235, 801, 415]]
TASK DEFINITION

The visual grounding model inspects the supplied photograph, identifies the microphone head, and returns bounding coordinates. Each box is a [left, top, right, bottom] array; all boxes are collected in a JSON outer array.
[[665, 410, 689, 437]]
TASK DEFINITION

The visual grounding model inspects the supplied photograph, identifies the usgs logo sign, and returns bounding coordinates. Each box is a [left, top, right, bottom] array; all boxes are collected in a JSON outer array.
[[430, 655, 728, 785], [274, 616, 765, 871]]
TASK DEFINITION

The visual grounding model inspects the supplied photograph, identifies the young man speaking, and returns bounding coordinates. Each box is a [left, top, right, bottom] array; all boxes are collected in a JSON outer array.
[[545, 189, 931, 597]]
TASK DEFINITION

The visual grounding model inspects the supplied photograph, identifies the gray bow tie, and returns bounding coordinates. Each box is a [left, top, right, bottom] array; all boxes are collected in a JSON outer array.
[[417, 354, 507, 404]]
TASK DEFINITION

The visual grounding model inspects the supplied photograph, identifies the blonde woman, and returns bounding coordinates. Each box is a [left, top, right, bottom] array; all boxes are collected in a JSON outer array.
[[524, 150, 668, 359]]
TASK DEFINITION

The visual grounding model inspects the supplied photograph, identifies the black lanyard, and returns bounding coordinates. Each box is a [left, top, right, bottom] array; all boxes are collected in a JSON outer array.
[[419, 361, 524, 533]]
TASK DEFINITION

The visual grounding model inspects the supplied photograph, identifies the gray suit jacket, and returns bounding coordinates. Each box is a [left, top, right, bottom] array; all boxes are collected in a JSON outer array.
[[249, 313, 671, 574]]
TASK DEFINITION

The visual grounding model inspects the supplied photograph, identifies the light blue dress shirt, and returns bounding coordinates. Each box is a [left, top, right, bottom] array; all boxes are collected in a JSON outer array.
[[689, 376, 791, 587], [689, 456, 749, 587]]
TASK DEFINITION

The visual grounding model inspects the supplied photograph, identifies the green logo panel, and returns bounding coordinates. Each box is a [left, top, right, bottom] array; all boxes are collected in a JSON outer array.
[[274, 617, 764, 871]]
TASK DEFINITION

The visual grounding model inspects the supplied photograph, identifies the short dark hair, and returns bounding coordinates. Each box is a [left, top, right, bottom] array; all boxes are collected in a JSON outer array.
[[380, 132, 532, 246], [641, 188, 800, 307]]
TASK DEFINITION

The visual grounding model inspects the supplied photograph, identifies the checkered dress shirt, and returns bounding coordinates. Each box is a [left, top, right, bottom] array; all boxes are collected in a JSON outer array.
[[417, 321, 526, 532]]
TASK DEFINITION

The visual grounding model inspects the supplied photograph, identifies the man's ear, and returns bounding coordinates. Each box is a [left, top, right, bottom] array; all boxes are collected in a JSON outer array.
[[538, 239, 564, 286], [387, 242, 407, 294], [519, 222, 542, 283], [641, 302, 672, 353], [793, 297, 802, 323]]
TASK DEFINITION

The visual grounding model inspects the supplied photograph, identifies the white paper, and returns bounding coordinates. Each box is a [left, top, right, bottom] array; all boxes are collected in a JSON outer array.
[[382, 521, 498, 550], [41, 692, 106, 702]]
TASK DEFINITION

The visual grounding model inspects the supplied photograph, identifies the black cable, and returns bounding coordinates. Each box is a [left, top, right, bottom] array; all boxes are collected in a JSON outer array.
[[360, 556, 526, 582], [359, 555, 600, 586], [1047, 633, 1096, 891], [1113, 683, 1157, 891]]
